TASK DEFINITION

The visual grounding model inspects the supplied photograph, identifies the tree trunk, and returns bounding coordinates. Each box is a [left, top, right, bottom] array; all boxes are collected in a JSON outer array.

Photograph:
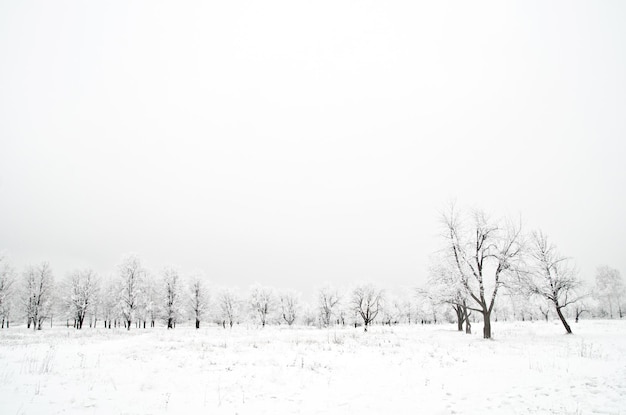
[[555, 306, 572, 334], [464, 306, 471, 334], [167, 318, 173, 329], [454, 305, 463, 331], [195, 318, 200, 329], [126, 320, 131, 330], [483, 311, 491, 339]]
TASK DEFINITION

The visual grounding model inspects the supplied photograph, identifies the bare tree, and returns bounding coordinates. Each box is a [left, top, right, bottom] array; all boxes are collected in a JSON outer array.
[[99, 276, 118, 328], [595, 265, 624, 319], [301, 305, 318, 326], [249, 284, 275, 327], [397, 293, 415, 325], [66, 269, 100, 329], [352, 284, 383, 332], [569, 283, 591, 323], [141, 272, 158, 328], [0, 254, 16, 328], [22, 262, 55, 330], [519, 231, 581, 334], [318, 285, 340, 327], [443, 205, 523, 339], [427, 255, 472, 333], [217, 288, 239, 328], [189, 276, 208, 329], [117, 253, 145, 330], [161, 266, 183, 329], [279, 290, 300, 326]]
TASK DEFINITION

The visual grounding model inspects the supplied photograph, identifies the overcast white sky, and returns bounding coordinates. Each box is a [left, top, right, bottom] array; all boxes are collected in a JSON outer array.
[[1, 1, 625, 296]]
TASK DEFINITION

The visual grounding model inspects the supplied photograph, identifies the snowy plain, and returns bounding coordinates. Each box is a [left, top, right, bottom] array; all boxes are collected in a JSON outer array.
[[1, 320, 625, 414]]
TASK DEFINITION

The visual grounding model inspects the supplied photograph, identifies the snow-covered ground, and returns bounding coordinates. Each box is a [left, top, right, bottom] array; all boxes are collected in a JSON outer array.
[[1, 320, 625, 414]]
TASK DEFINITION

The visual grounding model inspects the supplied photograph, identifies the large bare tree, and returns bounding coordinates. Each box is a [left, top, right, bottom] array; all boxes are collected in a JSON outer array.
[[443, 206, 523, 339], [519, 231, 581, 333], [188, 276, 208, 329], [66, 269, 100, 329], [117, 253, 145, 330], [318, 285, 340, 327], [161, 266, 183, 329], [595, 266, 624, 319], [0, 254, 16, 328], [248, 284, 275, 327], [217, 288, 239, 328], [279, 290, 300, 326], [352, 284, 383, 332], [22, 262, 55, 330]]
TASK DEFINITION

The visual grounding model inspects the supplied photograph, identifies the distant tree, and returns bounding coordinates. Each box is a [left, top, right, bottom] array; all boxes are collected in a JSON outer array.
[[189, 276, 208, 329], [443, 205, 523, 339], [217, 288, 240, 328], [99, 276, 118, 328], [595, 266, 624, 319], [0, 254, 16, 328], [572, 297, 591, 323], [318, 285, 340, 327], [380, 294, 400, 326], [279, 290, 300, 326], [140, 272, 158, 328], [414, 288, 445, 324], [117, 254, 145, 330], [396, 293, 416, 325], [503, 290, 533, 322], [160, 266, 184, 329], [519, 231, 581, 334], [248, 284, 275, 327], [66, 269, 100, 329], [301, 304, 318, 326], [22, 262, 55, 330], [352, 284, 383, 332]]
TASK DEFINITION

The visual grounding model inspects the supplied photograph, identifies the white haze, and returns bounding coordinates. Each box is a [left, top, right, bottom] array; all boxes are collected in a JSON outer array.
[[0, 1, 625, 295]]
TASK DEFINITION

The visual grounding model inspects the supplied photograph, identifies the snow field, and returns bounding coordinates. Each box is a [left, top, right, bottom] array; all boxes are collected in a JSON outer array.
[[1, 320, 625, 414]]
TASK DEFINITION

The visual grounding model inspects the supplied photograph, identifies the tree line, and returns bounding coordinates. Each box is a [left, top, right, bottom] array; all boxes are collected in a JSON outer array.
[[0, 205, 623, 336], [0, 252, 386, 331]]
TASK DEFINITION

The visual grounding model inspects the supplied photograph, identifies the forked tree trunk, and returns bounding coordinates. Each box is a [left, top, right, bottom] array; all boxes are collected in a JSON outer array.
[[464, 306, 471, 334]]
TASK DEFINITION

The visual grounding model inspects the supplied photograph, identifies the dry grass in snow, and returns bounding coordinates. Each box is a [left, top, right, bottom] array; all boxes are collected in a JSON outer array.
[[1, 320, 625, 414]]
